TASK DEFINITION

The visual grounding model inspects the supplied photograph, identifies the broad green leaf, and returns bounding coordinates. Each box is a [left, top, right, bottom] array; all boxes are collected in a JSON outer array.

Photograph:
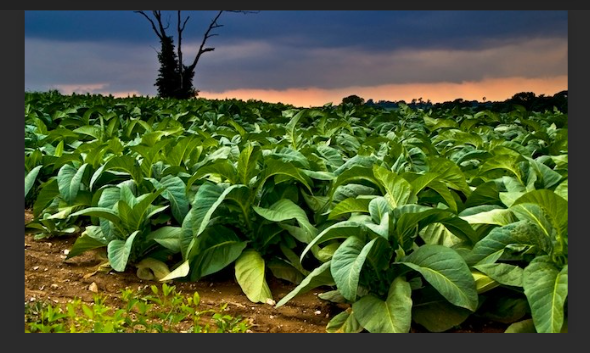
[[160, 259, 191, 281], [554, 179, 567, 201], [395, 208, 477, 246], [300, 221, 366, 261], [188, 159, 237, 187], [400, 245, 478, 311], [512, 189, 568, 241], [373, 165, 413, 208], [146, 226, 182, 253], [428, 157, 472, 197], [279, 244, 309, 276], [103, 155, 143, 184], [326, 309, 364, 333], [331, 165, 381, 198], [328, 197, 372, 220], [474, 263, 524, 287], [66, 226, 109, 259], [331, 236, 376, 302], [158, 175, 189, 224], [57, 163, 88, 204], [235, 249, 273, 304], [271, 147, 310, 169], [505, 319, 537, 333], [237, 143, 261, 185], [25, 165, 42, 198], [189, 226, 247, 280], [460, 208, 517, 226], [275, 261, 334, 308], [419, 223, 464, 247], [253, 199, 317, 243], [526, 157, 563, 189], [72, 207, 121, 226], [368, 196, 390, 224], [352, 276, 412, 333], [184, 183, 245, 243], [466, 221, 551, 266], [119, 189, 164, 232], [464, 181, 503, 208], [479, 294, 528, 324], [135, 258, 171, 281], [316, 145, 344, 169], [267, 258, 306, 285], [412, 299, 471, 332], [523, 257, 568, 333], [107, 230, 139, 272], [478, 150, 525, 184], [471, 270, 499, 294], [257, 159, 313, 194], [425, 180, 458, 213]]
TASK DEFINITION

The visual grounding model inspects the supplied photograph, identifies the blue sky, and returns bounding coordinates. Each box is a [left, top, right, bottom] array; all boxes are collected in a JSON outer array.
[[24, 10, 568, 106]]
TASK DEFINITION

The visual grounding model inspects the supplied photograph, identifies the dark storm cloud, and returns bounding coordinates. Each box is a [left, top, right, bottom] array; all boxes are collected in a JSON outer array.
[[25, 10, 567, 51], [24, 10, 568, 95]]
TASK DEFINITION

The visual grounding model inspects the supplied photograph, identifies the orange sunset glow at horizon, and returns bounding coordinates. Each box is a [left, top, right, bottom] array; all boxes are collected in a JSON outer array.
[[197, 76, 567, 108]]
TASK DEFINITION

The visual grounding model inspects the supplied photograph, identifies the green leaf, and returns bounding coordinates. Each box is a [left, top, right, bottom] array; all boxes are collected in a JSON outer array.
[[412, 298, 471, 332], [189, 226, 247, 280], [352, 277, 412, 333], [25, 165, 42, 198], [267, 258, 306, 285], [66, 227, 109, 259], [188, 159, 237, 186], [146, 226, 182, 253], [554, 179, 568, 201], [103, 155, 143, 184], [326, 309, 363, 333], [467, 221, 550, 266], [299, 220, 366, 261], [400, 245, 478, 311], [182, 183, 244, 249], [56, 164, 87, 204], [158, 175, 189, 224], [331, 237, 377, 302], [160, 259, 191, 281], [474, 263, 524, 287], [72, 207, 121, 226], [505, 319, 537, 333], [135, 258, 171, 281], [523, 257, 567, 333], [373, 165, 413, 208], [275, 261, 334, 308], [257, 159, 313, 194], [428, 157, 472, 197], [235, 249, 273, 304], [460, 208, 517, 226], [329, 197, 372, 220], [33, 179, 59, 218], [368, 197, 390, 224], [512, 189, 568, 241], [253, 199, 317, 243], [107, 230, 139, 272], [237, 143, 261, 185]]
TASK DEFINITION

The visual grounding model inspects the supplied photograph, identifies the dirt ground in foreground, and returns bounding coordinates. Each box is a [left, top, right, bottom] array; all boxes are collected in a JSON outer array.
[[24, 210, 507, 333]]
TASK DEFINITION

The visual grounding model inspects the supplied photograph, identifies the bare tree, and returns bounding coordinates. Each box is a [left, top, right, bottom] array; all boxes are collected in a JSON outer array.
[[135, 10, 255, 99]]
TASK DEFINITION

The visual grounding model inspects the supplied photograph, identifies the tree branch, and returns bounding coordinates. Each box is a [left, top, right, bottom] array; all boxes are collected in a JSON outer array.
[[187, 10, 224, 71], [135, 10, 172, 40]]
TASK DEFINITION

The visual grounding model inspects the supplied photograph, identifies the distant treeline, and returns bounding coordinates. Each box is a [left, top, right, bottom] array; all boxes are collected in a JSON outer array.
[[364, 90, 568, 113]]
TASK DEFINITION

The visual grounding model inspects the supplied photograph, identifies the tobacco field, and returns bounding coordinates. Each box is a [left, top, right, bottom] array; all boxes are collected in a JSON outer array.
[[25, 91, 568, 333]]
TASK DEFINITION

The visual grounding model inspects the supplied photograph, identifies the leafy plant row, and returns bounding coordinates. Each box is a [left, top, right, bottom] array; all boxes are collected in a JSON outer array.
[[25, 91, 568, 333]]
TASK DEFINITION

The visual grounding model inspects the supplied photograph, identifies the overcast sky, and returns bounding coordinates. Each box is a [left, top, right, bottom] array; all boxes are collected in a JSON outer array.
[[24, 10, 568, 106]]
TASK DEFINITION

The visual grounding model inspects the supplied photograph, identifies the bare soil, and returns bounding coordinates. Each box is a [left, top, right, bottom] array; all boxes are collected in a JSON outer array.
[[24, 210, 507, 333]]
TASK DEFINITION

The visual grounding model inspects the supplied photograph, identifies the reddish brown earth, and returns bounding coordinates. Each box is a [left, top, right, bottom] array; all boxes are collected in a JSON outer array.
[[24, 210, 507, 333]]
